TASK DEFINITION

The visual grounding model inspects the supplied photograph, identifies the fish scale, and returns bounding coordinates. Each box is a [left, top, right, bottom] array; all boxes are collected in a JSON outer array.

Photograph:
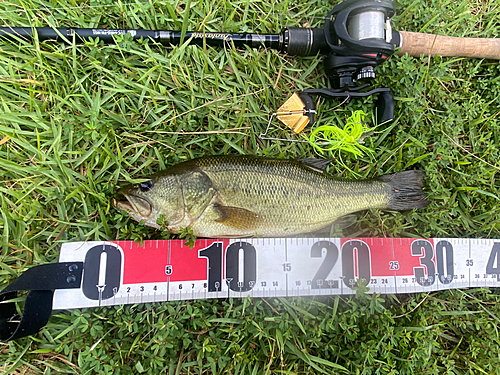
[[115, 156, 428, 237]]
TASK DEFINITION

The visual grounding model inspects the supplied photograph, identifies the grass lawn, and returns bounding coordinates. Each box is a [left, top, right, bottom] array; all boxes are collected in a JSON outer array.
[[1, 0, 500, 373]]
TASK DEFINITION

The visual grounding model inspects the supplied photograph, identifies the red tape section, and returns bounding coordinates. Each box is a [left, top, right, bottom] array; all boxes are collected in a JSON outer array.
[[119, 240, 230, 284]]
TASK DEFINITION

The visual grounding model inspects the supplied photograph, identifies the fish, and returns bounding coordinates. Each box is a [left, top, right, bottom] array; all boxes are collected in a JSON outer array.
[[114, 155, 429, 238]]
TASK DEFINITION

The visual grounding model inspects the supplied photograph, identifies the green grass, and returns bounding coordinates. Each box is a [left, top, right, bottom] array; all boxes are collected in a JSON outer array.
[[0, 0, 500, 373]]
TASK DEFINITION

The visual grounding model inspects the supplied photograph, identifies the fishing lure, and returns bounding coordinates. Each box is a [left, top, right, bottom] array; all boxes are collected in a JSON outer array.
[[306, 110, 373, 158]]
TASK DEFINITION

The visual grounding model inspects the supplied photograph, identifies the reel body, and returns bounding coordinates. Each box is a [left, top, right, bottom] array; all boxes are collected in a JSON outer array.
[[294, 0, 397, 129]]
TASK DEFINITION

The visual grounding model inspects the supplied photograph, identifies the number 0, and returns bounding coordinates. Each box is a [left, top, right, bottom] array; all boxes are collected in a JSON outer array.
[[342, 240, 371, 288], [226, 242, 256, 292], [82, 244, 122, 300]]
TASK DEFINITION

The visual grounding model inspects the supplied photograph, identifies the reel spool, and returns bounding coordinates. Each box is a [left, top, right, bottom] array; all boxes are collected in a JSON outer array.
[[324, 0, 396, 88]]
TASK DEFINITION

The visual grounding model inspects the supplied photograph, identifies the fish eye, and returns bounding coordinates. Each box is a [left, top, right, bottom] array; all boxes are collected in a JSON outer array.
[[139, 179, 154, 192]]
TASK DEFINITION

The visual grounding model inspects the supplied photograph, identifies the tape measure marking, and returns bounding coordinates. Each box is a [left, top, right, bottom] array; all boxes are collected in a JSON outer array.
[[11, 237, 498, 342], [52, 237, 500, 310]]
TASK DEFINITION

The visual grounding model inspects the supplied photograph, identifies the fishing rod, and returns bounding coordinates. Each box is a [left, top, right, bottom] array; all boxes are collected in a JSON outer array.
[[1, 0, 499, 130]]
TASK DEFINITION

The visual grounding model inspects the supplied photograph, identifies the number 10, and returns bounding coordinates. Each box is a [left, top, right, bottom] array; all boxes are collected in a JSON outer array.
[[199, 242, 257, 292]]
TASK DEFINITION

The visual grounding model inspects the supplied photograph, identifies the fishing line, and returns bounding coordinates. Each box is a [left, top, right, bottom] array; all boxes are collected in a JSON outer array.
[[0, 0, 327, 19], [0, 2, 132, 16]]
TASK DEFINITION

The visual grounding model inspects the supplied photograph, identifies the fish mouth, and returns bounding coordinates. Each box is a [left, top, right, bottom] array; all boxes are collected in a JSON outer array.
[[114, 192, 154, 218]]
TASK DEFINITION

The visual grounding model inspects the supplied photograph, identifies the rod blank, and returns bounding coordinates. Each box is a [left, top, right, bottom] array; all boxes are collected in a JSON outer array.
[[0, 27, 282, 50], [0, 26, 329, 57]]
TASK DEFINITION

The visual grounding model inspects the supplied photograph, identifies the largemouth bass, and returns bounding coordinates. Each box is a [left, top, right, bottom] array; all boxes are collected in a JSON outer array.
[[114, 155, 428, 238]]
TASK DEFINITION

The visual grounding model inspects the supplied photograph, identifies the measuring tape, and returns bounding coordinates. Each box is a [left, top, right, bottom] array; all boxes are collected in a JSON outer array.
[[1, 237, 500, 341]]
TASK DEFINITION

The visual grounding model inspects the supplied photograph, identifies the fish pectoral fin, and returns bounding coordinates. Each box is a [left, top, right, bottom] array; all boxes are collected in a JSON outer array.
[[213, 205, 262, 230], [333, 214, 358, 230]]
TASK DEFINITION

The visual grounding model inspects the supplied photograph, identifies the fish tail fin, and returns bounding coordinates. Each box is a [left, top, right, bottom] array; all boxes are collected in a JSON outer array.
[[379, 170, 429, 210]]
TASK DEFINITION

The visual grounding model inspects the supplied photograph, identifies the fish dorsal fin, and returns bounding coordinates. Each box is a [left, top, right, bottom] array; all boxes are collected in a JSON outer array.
[[297, 158, 332, 173], [214, 205, 262, 230]]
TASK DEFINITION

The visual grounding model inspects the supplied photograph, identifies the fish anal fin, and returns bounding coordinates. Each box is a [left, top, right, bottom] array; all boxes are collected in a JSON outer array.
[[313, 214, 357, 237], [333, 214, 358, 230], [214, 205, 262, 230]]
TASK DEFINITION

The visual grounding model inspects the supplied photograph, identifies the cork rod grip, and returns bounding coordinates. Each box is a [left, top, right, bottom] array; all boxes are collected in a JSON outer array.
[[398, 31, 500, 59]]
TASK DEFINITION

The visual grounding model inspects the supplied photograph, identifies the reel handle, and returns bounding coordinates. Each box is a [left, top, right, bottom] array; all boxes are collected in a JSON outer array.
[[397, 31, 500, 59], [299, 88, 395, 127]]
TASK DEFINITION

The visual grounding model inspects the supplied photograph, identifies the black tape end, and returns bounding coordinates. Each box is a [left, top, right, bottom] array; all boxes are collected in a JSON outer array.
[[0, 290, 53, 342], [0, 262, 83, 342]]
